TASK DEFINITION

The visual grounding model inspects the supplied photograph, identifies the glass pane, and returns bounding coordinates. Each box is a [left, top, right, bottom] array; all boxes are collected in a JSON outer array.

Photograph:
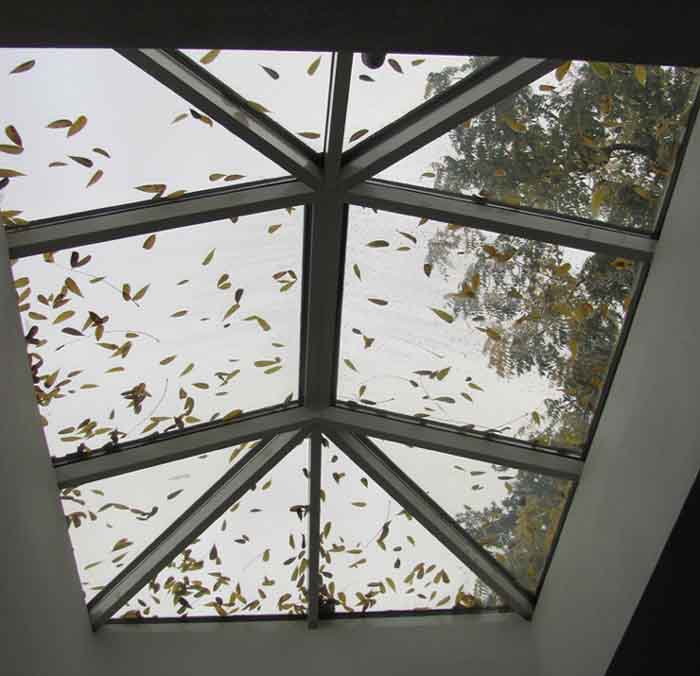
[[374, 438, 572, 593], [378, 60, 700, 232], [319, 439, 504, 613], [344, 53, 492, 150], [115, 440, 309, 619], [0, 48, 285, 222], [12, 207, 303, 458], [338, 206, 638, 451], [62, 440, 256, 603], [182, 49, 331, 152]]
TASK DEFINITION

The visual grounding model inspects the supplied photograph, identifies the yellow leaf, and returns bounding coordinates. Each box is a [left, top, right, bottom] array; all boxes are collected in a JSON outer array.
[[298, 131, 320, 139], [53, 310, 75, 324], [349, 128, 369, 143], [171, 310, 188, 318], [47, 119, 72, 129], [486, 328, 502, 341], [634, 64, 647, 86], [132, 284, 149, 301], [135, 184, 166, 194], [501, 114, 527, 133], [143, 234, 156, 250], [268, 223, 282, 234], [67, 115, 87, 138], [307, 56, 321, 76], [86, 169, 103, 188], [222, 409, 242, 421], [555, 61, 571, 81], [0, 169, 25, 178], [430, 307, 454, 324], [494, 168, 506, 177], [591, 183, 606, 218], [262, 549, 270, 562], [200, 49, 221, 65], [10, 59, 35, 74], [65, 277, 82, 297], [0, 144, 22, 155], [202, 249, 215, 265], [590, 62, 612, 79]]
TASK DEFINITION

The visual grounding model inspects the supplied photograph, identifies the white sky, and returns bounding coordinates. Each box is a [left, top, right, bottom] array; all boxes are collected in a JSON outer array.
[[3, 48, 576, 619]]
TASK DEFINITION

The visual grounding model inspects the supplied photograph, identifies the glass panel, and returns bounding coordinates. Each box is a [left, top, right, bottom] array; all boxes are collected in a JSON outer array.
[[0, 48, 285, 222], [62, 440, 257, 603], [378, 60, 700, 232], [319, 439, 504, 613], [182, 49, 331, 152], [338, 206, 638, 451], [115, 440, 309, 619], [12, 207, 303, 458], [344, 53, 492, 150], [374, 438, 572, 593]]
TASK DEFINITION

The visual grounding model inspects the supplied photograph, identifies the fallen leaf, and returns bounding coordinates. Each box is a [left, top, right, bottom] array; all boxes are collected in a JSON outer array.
[[349, 128, 369, 143], [143, 234, 156, 250], [47, 119, 72, 129], [387, 58, 403, 73], [200, 49, 221, 65], [259, 64, 280, 80], [67, 115, 87, 138], [298, 131, 320, 139], [307, 56, 321, 76], [86, 169, 103, 188], [10, 59, 35, 74]]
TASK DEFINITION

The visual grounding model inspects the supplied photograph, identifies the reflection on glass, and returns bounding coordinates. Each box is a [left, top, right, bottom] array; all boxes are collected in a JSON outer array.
[[338, 206, 637, 451], [182, 49, 331, 152], [319, 440, 503, 613], [0, 49, 285, 222], [379, 59, 700, 232], [116, 441, 309, 619], [12, 208, 303, 458], [375, 438, 572, 593], [62, 440, 256, 602], [344, 53, 490, 150]]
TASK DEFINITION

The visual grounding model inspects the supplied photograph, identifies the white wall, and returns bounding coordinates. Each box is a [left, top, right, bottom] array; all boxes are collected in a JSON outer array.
[[533, 117, 700, 674], [0, 227, 96, 675]]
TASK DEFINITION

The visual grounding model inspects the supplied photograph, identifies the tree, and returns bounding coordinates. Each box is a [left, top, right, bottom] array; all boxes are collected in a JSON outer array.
[[422, 59, 698, 448], [421, 59, 698, 595], [425, 58, 699, 230]]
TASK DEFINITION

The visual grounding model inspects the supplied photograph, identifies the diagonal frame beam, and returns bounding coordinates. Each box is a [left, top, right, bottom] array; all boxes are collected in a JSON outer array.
[[118, 49, 324, 189], [88, 428, 309, 629], [327, 429, 534, 618], [338, 58, 563, 189]]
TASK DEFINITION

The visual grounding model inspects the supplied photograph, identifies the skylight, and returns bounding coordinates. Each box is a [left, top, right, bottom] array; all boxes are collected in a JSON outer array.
[[4, 48, 692, 630]]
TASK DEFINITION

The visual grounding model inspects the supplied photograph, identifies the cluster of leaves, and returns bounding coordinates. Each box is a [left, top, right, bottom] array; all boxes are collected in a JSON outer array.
[[12, 214, 299, 458], [316, 446, 497, 614], [119, 449, 310, 618], [424, 58, 700, 230], [455, 469, 571, 594]]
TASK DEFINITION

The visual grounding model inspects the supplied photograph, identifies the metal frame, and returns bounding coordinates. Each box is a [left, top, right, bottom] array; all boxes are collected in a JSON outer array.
[[6, 48, 681, 630], [88, 429, 308, 629]]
